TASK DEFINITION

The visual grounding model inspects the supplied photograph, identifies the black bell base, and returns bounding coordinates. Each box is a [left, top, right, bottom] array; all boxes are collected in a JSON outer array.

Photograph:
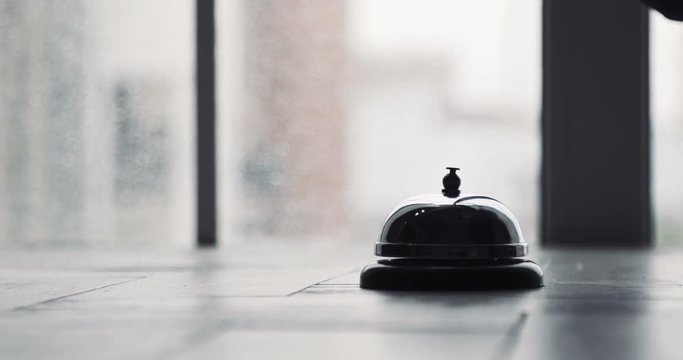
[[360, 258, 543, 290]]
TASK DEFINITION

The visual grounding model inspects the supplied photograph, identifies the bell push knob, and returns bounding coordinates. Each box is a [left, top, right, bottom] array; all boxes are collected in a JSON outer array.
[[442, 167, 461, 197]]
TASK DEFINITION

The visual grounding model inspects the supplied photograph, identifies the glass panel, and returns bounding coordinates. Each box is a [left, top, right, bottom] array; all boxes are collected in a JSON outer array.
[[0, 0, 194, 247], [218, 0, 541, 243], [652, 11, 683, 245]]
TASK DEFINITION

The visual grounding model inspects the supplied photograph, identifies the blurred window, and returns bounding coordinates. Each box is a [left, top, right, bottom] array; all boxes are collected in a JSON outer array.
[[652, 11, 683, 245], [217, 0, 542, 243], [0, 0, 194, 247], [11, 1, 682, 247]]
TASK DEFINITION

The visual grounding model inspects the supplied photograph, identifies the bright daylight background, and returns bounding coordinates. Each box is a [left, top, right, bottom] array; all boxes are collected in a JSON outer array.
[[0, 0, 681, 247]]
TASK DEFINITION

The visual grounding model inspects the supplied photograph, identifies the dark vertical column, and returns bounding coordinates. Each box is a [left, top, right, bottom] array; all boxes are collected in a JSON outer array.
[[196, 0, 217, 247], [542, 0, 651, 246]]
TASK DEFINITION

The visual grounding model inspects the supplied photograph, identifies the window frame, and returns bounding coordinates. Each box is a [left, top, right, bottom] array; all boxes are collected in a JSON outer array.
[[541, 0, 651, 246], [196, 0, 217, 247]]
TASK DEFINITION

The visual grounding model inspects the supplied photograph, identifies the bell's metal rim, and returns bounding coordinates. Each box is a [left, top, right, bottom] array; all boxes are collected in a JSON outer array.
[[375, 242, 527, 259]]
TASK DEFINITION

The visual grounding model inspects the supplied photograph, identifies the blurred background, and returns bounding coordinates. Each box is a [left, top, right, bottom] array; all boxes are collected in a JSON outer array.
[[0, 0, 681, 248]]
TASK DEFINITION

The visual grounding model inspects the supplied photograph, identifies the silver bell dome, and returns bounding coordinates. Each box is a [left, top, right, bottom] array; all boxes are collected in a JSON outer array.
[[375, 168, 527, 260]]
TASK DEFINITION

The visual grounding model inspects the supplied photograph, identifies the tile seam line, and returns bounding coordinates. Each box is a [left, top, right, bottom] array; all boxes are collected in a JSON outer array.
[[10, 275, 149, 312], [490, 312, 529, 360], [287, 267, 360, 296]]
